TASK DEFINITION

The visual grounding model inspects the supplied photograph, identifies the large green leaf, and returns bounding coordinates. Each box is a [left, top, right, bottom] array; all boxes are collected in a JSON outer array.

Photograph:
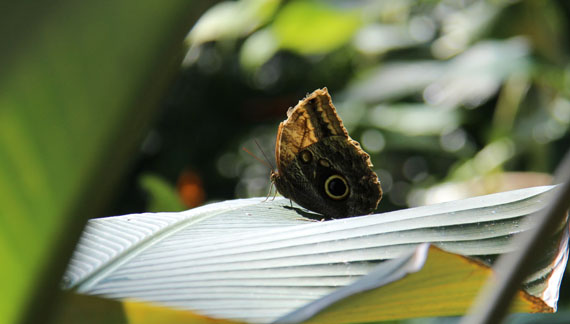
[[0, 2, 211, 324], [62, 186, 567, 323]]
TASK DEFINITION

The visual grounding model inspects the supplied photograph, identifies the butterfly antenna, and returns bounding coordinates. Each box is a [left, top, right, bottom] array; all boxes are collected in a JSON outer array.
[[254, 139, 275, 171], [243, 140, 279, 201], [242, 145, 273, 171]]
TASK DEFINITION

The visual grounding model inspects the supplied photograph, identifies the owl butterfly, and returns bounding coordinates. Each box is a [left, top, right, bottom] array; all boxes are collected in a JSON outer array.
[[270, 88, 382, 218]]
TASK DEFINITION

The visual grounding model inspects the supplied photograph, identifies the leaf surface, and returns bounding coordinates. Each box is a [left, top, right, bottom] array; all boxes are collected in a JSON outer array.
[[64, 186, 568, 323]]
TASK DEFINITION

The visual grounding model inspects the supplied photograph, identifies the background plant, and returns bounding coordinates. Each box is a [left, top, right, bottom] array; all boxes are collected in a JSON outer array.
[[127, 0, 569, 215], [2, 0, 569, 323]]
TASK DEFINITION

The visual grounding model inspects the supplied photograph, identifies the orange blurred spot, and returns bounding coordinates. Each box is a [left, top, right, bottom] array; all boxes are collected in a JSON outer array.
[[178, 170, 206, 208]]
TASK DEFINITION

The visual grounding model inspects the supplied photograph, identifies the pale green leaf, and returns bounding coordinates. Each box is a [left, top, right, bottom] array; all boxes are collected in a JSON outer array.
[[272, 1, 362, 54], [188, 0, 281, 45], [63, 186, 567, 323], [240, 28, 280, 70], [345, 38, 530, 107], [140, 174, 185, 213]]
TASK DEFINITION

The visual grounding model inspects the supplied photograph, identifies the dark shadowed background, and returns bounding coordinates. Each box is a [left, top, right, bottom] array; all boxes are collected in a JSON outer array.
[[110, 0, 570, 218]]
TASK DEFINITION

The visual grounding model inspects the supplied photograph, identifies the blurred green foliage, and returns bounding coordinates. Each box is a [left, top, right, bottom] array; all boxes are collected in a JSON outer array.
[[108, 0, 570, 321], [140, 174, 186, 212], [124, 0, 569, 214]]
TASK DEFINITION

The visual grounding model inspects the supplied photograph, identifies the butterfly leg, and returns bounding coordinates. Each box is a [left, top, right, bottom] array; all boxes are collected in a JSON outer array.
[[264, 181, 274, 202]]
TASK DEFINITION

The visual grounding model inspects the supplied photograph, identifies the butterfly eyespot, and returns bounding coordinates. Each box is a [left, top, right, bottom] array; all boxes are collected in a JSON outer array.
[[324, 175, 349, 200], [300, 150, 312, 163]]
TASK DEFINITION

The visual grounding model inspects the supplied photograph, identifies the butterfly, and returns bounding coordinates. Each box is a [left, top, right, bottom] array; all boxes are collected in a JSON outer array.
[[270, 88, 382, 218]]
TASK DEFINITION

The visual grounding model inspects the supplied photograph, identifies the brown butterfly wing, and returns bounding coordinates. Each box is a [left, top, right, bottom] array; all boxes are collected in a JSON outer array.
[[274, 88, 348, 168], [272, 88, 382, 218]]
